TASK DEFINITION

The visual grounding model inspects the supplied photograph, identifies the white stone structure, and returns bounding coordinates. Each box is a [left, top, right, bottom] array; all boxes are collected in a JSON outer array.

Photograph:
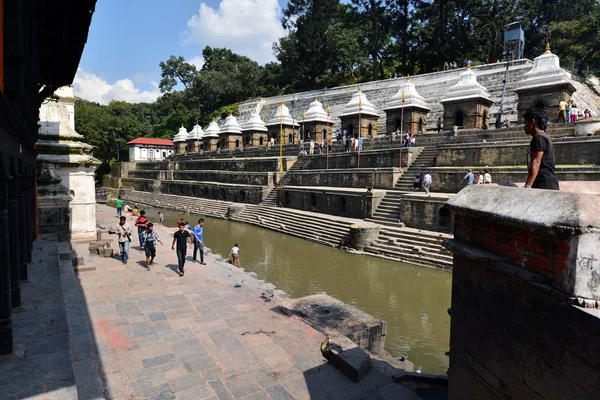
[[173, 125, 189, 154], [303, 98, 331, 123], [219, 114, 243, 149], [516, 45, 574, 92], [203, 120, 221, 150], [37, 85, 100, 241], [241, 111, 268, 146], [127, 138, 174, 161], [266, 103, 300, 127], [339, 90, 380, 137], [384, 77, 431, 133], [187, 123, 205, 152], [340, 90, 379, 118], [441, 67, 492, 104]]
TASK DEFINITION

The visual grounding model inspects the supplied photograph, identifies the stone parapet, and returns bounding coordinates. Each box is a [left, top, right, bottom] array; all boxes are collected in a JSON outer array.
[[287, 168, 401, 189], [300, 147, 421, 170], [161, 180, 269, 204], [443, 186, 600, 399]]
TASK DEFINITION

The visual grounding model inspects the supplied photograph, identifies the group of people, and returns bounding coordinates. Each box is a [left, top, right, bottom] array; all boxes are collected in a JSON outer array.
[[557, 100, 594, 122], [114, 209, 207, 277], [443, 61, 459, 70], [412, 172, 433, 194], [460, 169, 492, 186]]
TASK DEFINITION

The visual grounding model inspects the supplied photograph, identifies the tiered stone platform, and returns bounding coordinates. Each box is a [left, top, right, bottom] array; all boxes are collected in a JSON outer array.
[[106, 102, 600, 269]]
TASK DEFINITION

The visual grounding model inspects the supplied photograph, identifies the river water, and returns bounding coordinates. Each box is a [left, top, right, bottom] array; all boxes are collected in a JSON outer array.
[[125, 205, 451, 375]]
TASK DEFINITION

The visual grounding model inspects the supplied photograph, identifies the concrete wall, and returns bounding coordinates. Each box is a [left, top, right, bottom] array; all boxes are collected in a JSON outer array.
[[428, 166, 600, 193], [173, 170, 276, 186], [444, 186, 600, 400], [301, 148, 420, 170], [120, 178, 158, 193], [287, 168, 400, 189], [282, 188, 385, 219], [436, 138, 600, 167], [400, 194, 454, 233], [160, 180, 268, 204], [175, 158, 292, 172]]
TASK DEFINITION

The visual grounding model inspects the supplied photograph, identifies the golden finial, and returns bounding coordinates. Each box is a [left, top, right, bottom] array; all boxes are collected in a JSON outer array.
[[327, 105, 331, 115], [315, 96, 318, 101], [406, 75, 410, 82], [467, 62, 471, 70], [401, 89, 406, 103], [357, 86, 361, 92], [302, 112, 306, 120], [181, 123, 184, 128], [545, 42, 551, 53]]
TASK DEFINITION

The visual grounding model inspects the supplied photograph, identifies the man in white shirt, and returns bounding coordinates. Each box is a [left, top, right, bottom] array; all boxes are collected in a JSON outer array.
[[423, 172, 432, 194], [309, 139, 315, 155]]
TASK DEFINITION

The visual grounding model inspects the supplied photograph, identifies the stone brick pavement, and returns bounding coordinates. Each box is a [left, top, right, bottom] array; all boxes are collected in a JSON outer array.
[[0, 204, 428, 399]]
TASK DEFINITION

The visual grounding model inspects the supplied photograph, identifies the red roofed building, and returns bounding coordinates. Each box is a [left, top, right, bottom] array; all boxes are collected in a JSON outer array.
[[127, 138, 174, 161]]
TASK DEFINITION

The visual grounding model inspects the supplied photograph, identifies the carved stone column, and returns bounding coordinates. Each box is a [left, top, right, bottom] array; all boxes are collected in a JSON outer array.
[[7, 162, 20, 308], [0, 156, 13, 354]]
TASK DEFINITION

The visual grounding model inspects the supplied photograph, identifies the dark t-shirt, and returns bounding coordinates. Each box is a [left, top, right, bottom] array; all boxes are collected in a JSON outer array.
[[528, 132, 559, 190], [135, 216, 148, 232], [173, 230, 191, 250]]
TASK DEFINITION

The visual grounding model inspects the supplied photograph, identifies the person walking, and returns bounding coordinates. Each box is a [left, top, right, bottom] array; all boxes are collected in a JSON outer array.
[[477, 171, 484, 184], [523, 107, 559, 190], [115, 196, 123, 217], [172, 222, 192, 277], [460, 169, 475, 186], [193, 218, 206, 265], [358, 136, 363, 151], [328, 138, 332, 153], [158, 212, 164, 226], [423, 172, 432, 194], [116, 216, 132, 265], [309, 139, 315, 155], [345, 136, 351, 152], [484, 169, 492, 184], [437, 117, 442, 133], [135, 210, 148, 250], [228, 244, 244, 268], [141, 223, 163, 271], [353, 137, 359, 151]]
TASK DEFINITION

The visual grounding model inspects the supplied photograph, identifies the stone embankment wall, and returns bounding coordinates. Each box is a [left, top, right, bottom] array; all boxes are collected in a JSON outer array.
[[444, 186, 600, 400], [287, 169, 400, 189], [436, 137, 600, 167], [429, 166, 600, 193], [235, 60, 600, 134], [400, 193, 455, 233], [160, 180, 269, 204], [282, 187, 385, 219]]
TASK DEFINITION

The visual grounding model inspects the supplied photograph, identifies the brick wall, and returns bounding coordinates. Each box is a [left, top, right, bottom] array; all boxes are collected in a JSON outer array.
[[444, 186, 600, 400]]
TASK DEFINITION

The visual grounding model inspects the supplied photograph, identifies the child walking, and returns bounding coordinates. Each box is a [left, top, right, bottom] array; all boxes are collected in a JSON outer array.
[[228, 244, 244, 267], [141, 223, 163, 271], [158, 212, 164, 225]]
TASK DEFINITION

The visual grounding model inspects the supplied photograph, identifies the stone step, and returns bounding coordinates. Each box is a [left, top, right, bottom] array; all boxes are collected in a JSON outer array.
[[371, 240, 452, 260], [364, 245, 452, 268]]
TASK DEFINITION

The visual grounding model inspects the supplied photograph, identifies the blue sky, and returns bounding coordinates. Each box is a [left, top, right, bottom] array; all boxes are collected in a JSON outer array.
[[75, 0, 287, 104]]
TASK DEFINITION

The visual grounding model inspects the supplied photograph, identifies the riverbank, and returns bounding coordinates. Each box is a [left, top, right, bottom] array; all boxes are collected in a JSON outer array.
[[76, 204, 445, 398]]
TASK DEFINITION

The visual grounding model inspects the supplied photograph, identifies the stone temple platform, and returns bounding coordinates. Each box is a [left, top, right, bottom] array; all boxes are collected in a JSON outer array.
[[0, 204, 445, 400]]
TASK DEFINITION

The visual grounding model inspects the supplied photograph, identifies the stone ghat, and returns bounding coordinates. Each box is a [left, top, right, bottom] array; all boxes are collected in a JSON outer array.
[[173, 170, 276, 187], [236, 60, 600, 133], [109, 189, 454, 269], [286, 168, 401, 189], [174, 157, 295, 172], [298, 147, 421, 170], [281, 186, 386, 219], [160, 180, 270, 204], [428, 166, 600, 193], [436, 137, 600, 167]]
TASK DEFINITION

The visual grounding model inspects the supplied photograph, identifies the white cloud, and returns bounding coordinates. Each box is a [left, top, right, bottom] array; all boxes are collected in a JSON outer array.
[[184, 0, 285, 65], [73, 68, 161, 105], [188, 56, 205, 70]]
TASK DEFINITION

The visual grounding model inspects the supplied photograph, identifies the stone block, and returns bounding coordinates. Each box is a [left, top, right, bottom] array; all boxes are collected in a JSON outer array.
[[226, 204, 246, 219], [350, 223, 381, 250], [102, 248, 114, 258], [322, 335, 372, 383]]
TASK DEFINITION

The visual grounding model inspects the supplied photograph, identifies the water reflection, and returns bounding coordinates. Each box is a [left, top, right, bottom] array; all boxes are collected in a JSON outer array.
[[131, 205, 451, 375]]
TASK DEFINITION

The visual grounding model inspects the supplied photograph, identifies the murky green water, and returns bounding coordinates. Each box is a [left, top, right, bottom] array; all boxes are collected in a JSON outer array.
[[122, 204, 451, 375]]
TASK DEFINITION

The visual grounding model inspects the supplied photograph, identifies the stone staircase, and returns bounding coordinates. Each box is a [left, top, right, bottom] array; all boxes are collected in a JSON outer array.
[[364, 226, 453, 269], [232, 205, 355, 248], [260, 158, 302, 207]]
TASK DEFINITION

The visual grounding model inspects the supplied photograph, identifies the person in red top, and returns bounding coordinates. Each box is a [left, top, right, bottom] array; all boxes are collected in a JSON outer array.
[[135, 210, 149, 250]]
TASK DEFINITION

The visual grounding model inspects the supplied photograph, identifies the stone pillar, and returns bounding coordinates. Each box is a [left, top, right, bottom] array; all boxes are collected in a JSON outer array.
[[16, 168, 28, 280], [7, 166, 21, 308], [444, 186, 600, 400], [0, 158, 13, 354], [37, 87, 101, 241]]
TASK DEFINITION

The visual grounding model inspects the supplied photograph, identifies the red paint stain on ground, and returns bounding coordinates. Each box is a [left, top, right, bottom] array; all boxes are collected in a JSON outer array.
[[95, 319, 136, 351]]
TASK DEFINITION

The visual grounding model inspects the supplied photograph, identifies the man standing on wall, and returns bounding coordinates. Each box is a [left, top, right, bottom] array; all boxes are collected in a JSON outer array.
[[172, 222, 192, 277], [135, 210, 148, 250], [523, 107, 560, 190], [557, 100, 568, 123], [193, 218, 206, 265], [460, 169, 475, 186]]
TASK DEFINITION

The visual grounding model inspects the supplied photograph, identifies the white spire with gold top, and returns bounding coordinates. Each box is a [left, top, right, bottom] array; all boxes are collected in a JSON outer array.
[[173, 124, 189, 142], [241, 111, 268, 132], [203, 120, 220, 138], [385, 76, 431, 112], [219, 113, 242, 134], [515, 43, 574, 92], [303, 97, 331, 123], [266, 103, 300, 127], [340, 88, 379, 117], [441, 65, 492, 103], [188, 123, 205, 140]]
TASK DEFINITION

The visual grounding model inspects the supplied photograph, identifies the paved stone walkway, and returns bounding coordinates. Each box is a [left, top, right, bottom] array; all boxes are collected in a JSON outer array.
[[0, 204, 426, 400]]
